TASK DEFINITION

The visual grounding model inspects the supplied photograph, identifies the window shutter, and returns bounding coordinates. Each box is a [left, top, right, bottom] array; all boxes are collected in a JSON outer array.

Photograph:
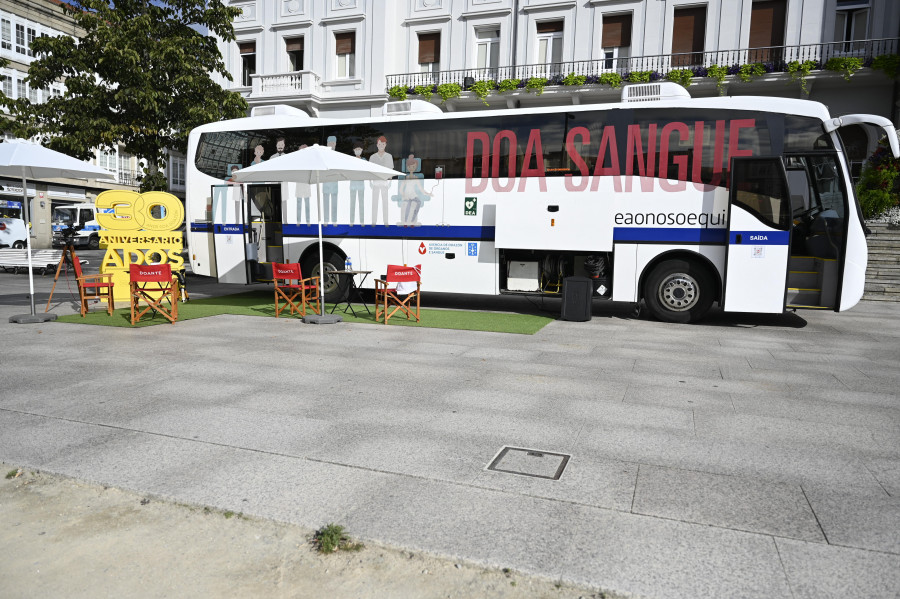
[[749, 0, 786, 48], [418, 32, 440, 64], [239, 42, 255, 54], [601, 14, 632, 48], [285, 37, 304, 52], [536, 20, 563, 34], [335, 32, 355, 55]]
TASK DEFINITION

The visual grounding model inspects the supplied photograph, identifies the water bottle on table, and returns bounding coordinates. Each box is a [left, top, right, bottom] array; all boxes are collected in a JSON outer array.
[[345, 256, 352, 271]]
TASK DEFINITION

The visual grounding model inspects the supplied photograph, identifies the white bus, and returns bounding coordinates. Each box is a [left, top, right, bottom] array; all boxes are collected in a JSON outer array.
[[184, 82, 898, 323]]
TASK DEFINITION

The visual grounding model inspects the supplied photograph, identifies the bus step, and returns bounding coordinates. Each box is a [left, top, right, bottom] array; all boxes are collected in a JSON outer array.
[[786, 304, 832, 309], [786, 287, 822, 306]]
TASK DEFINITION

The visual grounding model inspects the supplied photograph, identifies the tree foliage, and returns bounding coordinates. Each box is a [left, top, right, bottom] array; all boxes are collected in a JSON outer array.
[[3, 0, 248, 191]]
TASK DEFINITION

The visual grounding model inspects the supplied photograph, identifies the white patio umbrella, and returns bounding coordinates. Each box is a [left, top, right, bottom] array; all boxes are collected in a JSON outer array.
[[232, 144, 402, 322], [0, 140, 115, 324]]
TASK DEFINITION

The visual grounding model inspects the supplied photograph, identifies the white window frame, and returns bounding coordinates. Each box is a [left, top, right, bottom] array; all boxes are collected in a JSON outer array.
[[334, 30, 357, 79], [1, 19, 11, 51], [475, 28, 500, 72], [15, 23, 25, 55]]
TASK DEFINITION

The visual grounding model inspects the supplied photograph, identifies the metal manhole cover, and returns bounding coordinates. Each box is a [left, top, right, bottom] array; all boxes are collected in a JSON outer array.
[[486, 446, 570, 480]]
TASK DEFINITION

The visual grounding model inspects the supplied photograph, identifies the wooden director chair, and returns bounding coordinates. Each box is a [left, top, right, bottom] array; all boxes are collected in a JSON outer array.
[[272, 262, 320, 317], [129, 263, 178, 325], [374, 264, 421, 324], [71, 250, 115, 317]]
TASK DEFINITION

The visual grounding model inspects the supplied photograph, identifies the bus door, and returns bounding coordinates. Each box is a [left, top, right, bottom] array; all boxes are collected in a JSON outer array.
[[212, 184, 250, 284], [723, 157, 792, 313], [246, 184, 284, 281]]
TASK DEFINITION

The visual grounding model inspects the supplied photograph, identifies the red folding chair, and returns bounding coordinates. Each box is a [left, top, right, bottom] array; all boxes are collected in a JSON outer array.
[[272, 262, 320, 317], [72, 251, 115, 317], [374, 264, 421, 324], [129, 263, 178, 325]]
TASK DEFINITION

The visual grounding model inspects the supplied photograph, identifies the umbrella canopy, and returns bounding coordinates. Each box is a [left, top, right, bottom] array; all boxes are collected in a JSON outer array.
[[0, 141, 116, 181], [231, 143, 402, 184], [232, 144, 403, 320], [1, 140, 115, 323]]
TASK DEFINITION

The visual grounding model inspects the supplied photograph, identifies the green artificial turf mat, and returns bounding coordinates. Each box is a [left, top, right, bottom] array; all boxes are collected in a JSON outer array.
[[55, 290, 553, 334]]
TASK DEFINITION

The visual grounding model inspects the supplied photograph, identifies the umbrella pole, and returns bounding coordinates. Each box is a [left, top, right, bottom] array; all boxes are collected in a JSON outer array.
[[9, 171, 56, 323], [317, 179, 324, 316], [23, 173, 35, 315]]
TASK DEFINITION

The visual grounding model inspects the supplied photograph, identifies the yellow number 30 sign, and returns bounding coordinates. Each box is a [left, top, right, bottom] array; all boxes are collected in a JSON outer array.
[[96, 190, 184, 232]]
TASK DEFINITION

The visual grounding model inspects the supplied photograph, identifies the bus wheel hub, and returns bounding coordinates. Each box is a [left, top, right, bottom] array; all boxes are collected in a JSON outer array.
[[659, 275, 698, 311]]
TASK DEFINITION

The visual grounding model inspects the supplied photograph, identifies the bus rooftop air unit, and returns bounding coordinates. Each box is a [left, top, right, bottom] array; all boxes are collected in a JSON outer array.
[[250, 105, 311, 118], [382, 100, 443, 116], [621, 82, 692, 103]]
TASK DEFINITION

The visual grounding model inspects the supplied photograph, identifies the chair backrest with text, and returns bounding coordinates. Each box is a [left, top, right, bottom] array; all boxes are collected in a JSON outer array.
[[376, 264, 421, 324], [129, 263, 178, 325], [272, 261, 320, 317]]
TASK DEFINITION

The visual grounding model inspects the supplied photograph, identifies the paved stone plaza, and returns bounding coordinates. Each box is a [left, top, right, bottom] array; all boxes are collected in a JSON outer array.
[[1, 257, 898, 599]]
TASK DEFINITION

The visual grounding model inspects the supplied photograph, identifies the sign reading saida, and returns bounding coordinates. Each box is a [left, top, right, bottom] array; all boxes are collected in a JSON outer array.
[[96, 190, 184, 301]]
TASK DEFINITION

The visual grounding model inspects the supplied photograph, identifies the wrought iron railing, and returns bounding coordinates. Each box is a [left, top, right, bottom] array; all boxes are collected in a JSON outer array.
[[386, 38, 899, 92]]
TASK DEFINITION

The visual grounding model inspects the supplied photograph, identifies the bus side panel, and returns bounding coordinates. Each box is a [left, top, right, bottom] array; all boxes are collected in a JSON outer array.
[[612, 244, 639, 302], [402, 239, 498, 295]]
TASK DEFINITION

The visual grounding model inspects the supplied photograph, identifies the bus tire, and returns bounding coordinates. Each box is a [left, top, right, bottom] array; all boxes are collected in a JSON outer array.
[[643, 259, 714, 324], [302, 248, 349, 304], [12, 241, 25, 249], [88, 235, 100, 250]]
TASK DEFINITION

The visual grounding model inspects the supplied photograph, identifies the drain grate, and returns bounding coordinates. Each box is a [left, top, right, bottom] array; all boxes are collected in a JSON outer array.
[[486, 446, 570, 480]]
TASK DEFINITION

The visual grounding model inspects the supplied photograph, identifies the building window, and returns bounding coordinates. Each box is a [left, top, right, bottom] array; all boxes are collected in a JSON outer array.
[[1, 74, 11, 98], [536, 20, 563, 72], [672, 6, 706, 67], [97, 149, 116, 172], [475, 28, 500, 76], [335, 31, 356, 78], [601, 14, 632, 70], [26, 27, 35, 57], [16, 78, 25, 100], [239, 41, 256, 86], [169, 157, 186, 187], [418, 32, 441, 74], [749, 0, 786, 63], [286, 36, 304, 71], [15, 24, 25, 54], [1, 19, 11, 51], [835, 1, 869, 50]]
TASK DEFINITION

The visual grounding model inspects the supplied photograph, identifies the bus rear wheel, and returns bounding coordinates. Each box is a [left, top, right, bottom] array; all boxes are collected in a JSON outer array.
[[643, 259, 714, 324], [12, 241, 25, 249], [302, 248, 349, 304]]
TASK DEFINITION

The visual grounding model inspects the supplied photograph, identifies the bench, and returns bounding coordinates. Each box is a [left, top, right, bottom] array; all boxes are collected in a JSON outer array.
[[0, 248, 87, 275]]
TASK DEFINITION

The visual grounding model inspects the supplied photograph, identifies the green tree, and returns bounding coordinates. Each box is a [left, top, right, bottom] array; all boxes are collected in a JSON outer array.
[[3, 0, 248, 191]]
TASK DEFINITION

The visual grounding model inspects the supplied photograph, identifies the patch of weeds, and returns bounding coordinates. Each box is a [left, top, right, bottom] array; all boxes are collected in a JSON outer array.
[[5, 468, 22, 479], [313, 523, 364, 554], [224, 511, 235, 519]]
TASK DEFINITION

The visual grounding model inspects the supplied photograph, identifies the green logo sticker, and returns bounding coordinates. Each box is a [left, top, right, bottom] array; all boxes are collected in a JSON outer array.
[[464, 197, 477, 216]]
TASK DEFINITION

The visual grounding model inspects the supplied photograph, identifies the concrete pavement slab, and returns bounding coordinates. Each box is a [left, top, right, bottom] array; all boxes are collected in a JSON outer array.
[[776, 538, 900, 599], [632, 464, 825, 541], [803, 489, 900, 553]]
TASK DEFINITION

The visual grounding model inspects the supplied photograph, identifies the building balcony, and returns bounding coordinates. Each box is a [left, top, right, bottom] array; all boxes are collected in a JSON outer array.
[[248, 71, 321, 99], [386, 37, 900, 101]]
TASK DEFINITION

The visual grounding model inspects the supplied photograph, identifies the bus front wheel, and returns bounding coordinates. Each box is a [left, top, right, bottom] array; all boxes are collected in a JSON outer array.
[[643, 259, 714, 324]]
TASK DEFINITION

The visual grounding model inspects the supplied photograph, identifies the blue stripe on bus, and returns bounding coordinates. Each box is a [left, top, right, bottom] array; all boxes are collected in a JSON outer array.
[[191, 222, 212, 232], [729, 230, 789, 245], [282, 224, 495, 240], [613, 227, 728, 244]]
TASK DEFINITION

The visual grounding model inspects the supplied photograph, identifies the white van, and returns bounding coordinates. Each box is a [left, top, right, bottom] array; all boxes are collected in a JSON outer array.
[[52, 202, 101, 249], [0, 199, 27, 249]]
